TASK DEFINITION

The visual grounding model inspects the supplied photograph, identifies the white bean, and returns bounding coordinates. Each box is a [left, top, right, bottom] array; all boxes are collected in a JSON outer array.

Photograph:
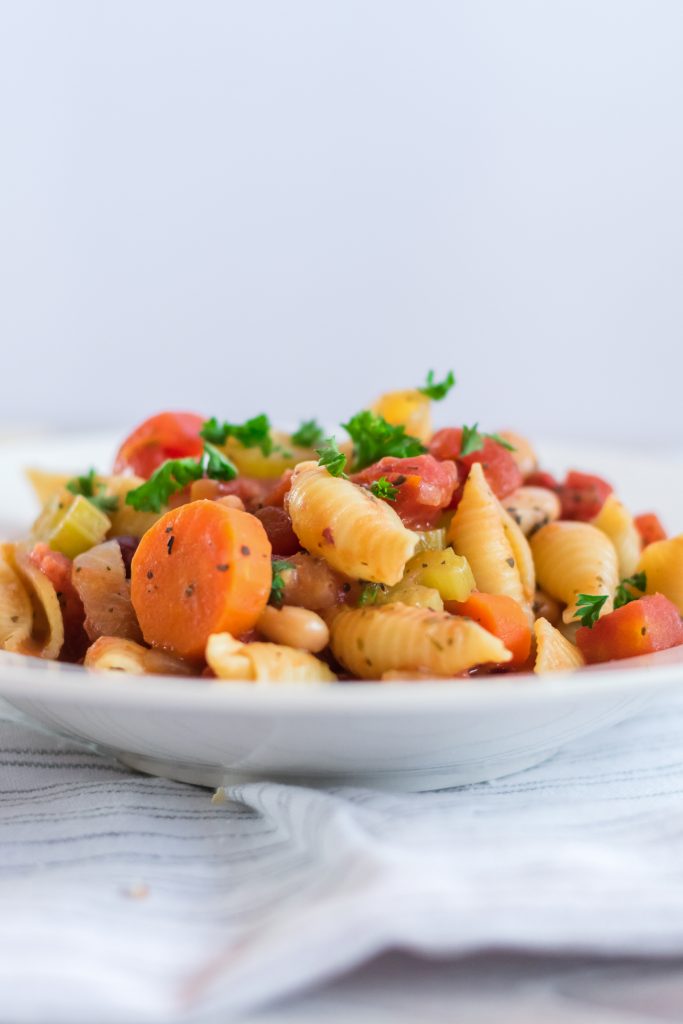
[[503, 486, 560, 537], [257, 605, 330, 653]]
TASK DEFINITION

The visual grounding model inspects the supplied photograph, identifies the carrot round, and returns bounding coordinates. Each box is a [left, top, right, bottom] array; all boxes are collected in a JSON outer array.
[[445, 592, 532, 667], [131, 500, 272, 661]]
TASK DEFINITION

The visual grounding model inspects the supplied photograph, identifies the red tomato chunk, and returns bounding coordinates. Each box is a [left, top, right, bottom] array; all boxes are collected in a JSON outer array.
[[524, 470, 559, 491], [352, 455, 459, 530], [559, 470, 613, 521], [635, 512, 667, 548], [576, 594, 683, 665], [429, 428, 522, 500], [114, 411, 205, 478]]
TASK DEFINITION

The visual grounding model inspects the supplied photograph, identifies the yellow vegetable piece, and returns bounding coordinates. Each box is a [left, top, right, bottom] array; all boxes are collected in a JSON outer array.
[[371, 389, 432, 444], [413, 527, 448, 552], [379, 582, 444, 612], [33, 494, 111, 559], [405, 548, 476, 602], [222, 430, 315, 480]]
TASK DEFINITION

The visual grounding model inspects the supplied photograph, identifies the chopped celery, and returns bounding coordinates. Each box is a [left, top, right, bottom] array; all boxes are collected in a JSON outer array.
[[413, 527, 447, 553], [405, 548, 476, 602], [380, 582, 444, 612], [33, 494, 111, 559]]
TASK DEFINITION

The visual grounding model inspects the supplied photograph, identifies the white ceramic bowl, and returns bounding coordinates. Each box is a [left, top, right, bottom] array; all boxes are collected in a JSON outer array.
[[1, 433, 682, 791]]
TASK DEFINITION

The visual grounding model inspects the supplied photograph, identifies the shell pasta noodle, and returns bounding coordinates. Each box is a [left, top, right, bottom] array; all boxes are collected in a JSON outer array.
[[2, 369, 683, 681]]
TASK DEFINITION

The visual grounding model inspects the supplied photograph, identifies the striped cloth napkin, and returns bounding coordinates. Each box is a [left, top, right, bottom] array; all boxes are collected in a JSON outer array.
[[2, 691, 683, 1023]]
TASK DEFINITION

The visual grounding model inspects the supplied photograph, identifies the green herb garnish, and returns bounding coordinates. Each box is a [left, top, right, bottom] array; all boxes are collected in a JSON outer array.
[[459, 423, 517, 457], [418, 369, 456, 401], [201, 414, 274, 456], [125, 443, 238, 513], [369, 477, 399, 501], [66, 469, 119, 513], [614, 572, 647, 610], [270, 559, 295, 607], [342, 411, 425, 471], [291, 418, 326, 448], [573, 593, 609, 628], [316, 437, 348, 478], [358, 582, 385, 606]]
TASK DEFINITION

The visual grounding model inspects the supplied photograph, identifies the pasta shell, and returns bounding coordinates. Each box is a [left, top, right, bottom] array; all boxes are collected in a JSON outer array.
[[447, 463, 533, 620], [85, 636, 193, 675], [533, 617, 585, 673], [287, 462, 417, 585], [329, 602, 511, 679], [5, 543, 64, 659], [530, 521, 619, 623], [591, 494, 641, 578], [0, 545, 33, 651], [637, 534, 683, 613], [206, 632, 336, 683]]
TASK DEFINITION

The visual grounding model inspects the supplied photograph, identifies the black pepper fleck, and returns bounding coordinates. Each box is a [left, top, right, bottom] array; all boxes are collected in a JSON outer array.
[[216, 564, 229, 572], [167, 535, 175, 555], [506, 557, 515, 567], [147, 570, 154, 580], [241, 545, 251, 556], [185, 583, 195, 598]]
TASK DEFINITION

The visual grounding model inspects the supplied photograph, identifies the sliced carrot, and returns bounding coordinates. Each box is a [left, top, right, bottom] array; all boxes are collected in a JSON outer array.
[[445, 592, 532, 667], [131, 500, 272, 661]]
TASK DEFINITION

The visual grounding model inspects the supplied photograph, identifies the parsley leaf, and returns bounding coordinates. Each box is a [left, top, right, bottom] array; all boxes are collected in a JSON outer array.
[[270, 559, 295, 607], [573, 593, 609, 628], [66, 469, 118, 513], [614, 572, 647, 610], [125, 458, 204, 513], [358, 582, 386, 606], [369, 476, 399, 501], [418, 369, 456, 401], [459, 423, 516, 457], [125, 442, 239, 513], [316, 437, 348, 478], [201, 413, 274, 455], [291, 418, 326, 448], [342, 411, 425, 471], [203, 441, 238, 481]]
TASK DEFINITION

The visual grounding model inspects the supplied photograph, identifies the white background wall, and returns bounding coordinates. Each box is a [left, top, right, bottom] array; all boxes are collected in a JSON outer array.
[[1, 1, 682, 449]]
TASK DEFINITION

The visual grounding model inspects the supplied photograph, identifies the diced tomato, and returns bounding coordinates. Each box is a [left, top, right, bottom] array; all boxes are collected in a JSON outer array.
[[525, 470, 560, 491], [635, 513, 667, 548], [429, 428, 522, 501], [253, 506, 300, 556], [114, 411, 205, 478], [445, 592, 531, 667], [352, 455, 459, 530], [29, 543, 88, 662], [558, 470, 613, 521], [428, 427, 462, 462], [576, 594, 683, 664]]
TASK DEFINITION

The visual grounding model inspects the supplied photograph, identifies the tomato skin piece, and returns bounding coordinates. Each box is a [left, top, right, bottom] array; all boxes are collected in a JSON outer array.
[[525, 470, 560, 491], [114, 412, 205, 478], [576, 593, 683, 665], [429, 428, 522, 501], [445, 592, 531, 667], [352, 455, 459, 530], [635, 513, 667, 548], [558, 470, 613, 521], [130, 501, 272, 661]]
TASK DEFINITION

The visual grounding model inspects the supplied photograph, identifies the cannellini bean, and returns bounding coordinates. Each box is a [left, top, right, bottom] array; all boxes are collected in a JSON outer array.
[[256, 605, 330, 653], [532, 588, 562, 626], [502, 487, 560, 537], [497, 431, 537, 477], [216, 495, 246, 512]]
